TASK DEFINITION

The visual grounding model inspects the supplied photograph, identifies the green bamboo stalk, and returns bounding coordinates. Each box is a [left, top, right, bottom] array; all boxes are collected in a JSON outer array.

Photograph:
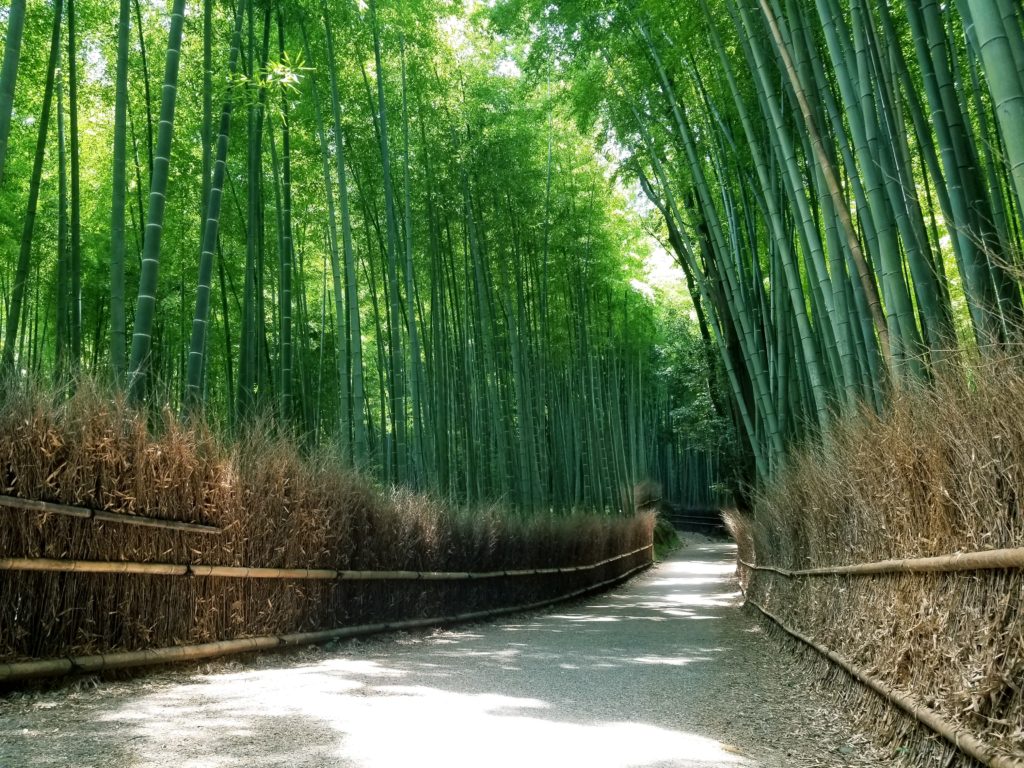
[[965, 0, 1024, 220], [67, 0, 81, 371], [110, 0, 131, 380], [126, 0, 187, 403], [2, 0, 64, 373], [400, 35, 425, 486], [0, 0, 27, 184], [277, 10, 294, 421], [369, 0, 407, 483], [183, 0, 246, 412], [55, 67, 69, 378]]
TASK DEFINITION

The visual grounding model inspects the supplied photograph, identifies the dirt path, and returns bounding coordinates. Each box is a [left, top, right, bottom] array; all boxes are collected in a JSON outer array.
[[0, 538, 884, 768]]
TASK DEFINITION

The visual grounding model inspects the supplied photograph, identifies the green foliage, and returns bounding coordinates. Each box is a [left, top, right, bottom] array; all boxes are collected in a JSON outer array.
[[495, 0, 1024, 483], [0, 0, 714, 512]]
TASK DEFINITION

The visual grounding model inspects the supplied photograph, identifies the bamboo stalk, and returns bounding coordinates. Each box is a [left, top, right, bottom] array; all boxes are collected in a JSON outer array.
[[92, 510, 220, 534], [0, 657, 74, 679], [748, 599, 1024, 768], [0, 494, 221, 534], [0, 558, 188, 576], [72, 637, 282, 674], [0, 495, 90, 518], [738, 547, 1024, 576], [189, 565, 336, 579], [337, 570, 470, 581], [669, 516, 726, 527], [0, 560, 651, 682], [0, 544, 653, 582]]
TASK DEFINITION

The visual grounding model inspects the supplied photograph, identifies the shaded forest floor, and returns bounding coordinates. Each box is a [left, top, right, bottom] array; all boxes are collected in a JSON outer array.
[[0, 536, 888, 767]]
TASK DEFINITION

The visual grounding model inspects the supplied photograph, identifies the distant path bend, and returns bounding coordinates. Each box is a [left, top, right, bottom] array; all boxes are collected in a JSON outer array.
[[0, 539, 880, 768]]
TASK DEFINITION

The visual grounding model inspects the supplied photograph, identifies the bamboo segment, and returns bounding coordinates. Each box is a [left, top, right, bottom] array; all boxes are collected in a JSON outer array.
[[0, 544, 652, 582], [738, 547, 1024, 576], [91, 510, 220, 534], [0, 495, 90, 518], [0, 558, 188, 576], [0, 560, 651, 682], [0, 494, 221, 534], [74, 636, 283, 675], [0, 657, 73, 680], [337, 570, 470, 581], [188, 565, 337, 580], [748, 600, 1024, 768]]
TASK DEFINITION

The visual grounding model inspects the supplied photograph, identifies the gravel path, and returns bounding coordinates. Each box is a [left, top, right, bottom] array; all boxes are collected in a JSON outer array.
[[0, 537, 885, 767]]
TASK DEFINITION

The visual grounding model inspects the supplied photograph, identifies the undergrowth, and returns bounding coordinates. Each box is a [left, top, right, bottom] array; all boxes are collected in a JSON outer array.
[[652, 515, 681, 559], [0, 378, 654, 663], [735, 356, 1024, 766]]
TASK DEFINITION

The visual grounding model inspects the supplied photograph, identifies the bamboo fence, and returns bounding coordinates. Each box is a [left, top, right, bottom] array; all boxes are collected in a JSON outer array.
[[738, 546, 1024, 576], [747, 599, 1024, 768], [0, 494, 220, 534], [738, 545, 1024, 768], [0, 559, 651, 682], [0, 544, 652, 581]]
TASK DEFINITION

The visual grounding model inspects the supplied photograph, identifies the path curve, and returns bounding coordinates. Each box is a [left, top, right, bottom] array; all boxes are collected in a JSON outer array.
[[0, 538, 881, 767]]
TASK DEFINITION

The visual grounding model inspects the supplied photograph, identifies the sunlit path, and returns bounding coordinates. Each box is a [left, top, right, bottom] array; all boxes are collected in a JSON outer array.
[[0, 539, 874, 768]]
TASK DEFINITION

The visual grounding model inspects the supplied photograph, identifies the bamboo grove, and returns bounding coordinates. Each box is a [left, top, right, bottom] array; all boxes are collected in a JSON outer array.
[[0, 0, 730, 513], [496, 0, 1024, 481]]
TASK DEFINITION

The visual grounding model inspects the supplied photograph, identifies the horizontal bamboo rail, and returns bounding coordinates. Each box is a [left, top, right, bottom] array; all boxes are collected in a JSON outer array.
[[0, 558, 188, 576], [0, 543, 652, 581], [0, 494, 221, 534], [748, 599, 1024, 768], [738, 546, 1024, 576], [671, 516, 726, 527], [0, 560, 651, 682]]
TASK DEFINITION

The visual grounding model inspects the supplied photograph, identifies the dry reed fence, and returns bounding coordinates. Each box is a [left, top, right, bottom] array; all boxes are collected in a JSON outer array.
[[0, 384, 654, 677], [726, 360, 1024, 768]]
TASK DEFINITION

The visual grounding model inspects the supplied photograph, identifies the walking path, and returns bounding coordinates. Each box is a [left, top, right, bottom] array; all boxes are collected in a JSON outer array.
[[0, 538, 882, 767]]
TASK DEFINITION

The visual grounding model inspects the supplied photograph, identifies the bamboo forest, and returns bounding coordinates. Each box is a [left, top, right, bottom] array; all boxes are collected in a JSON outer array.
[[0, 0, 731, 513], [1, 1, 1024, 766]]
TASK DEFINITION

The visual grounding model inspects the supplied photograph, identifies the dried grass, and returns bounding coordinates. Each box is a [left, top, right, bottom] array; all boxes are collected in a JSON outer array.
[[743, 357, 1024, 766], [0, 381, 654, 666]]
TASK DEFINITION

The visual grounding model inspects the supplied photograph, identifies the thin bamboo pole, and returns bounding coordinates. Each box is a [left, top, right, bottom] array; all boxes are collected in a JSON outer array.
[[0, 495, 221, 534], [738, 547, 1024, 576], [0, 560, 652, 682], [0, 544, 653, 582], [0, 558, 187, 576], [748, 600, 1024, 768]]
